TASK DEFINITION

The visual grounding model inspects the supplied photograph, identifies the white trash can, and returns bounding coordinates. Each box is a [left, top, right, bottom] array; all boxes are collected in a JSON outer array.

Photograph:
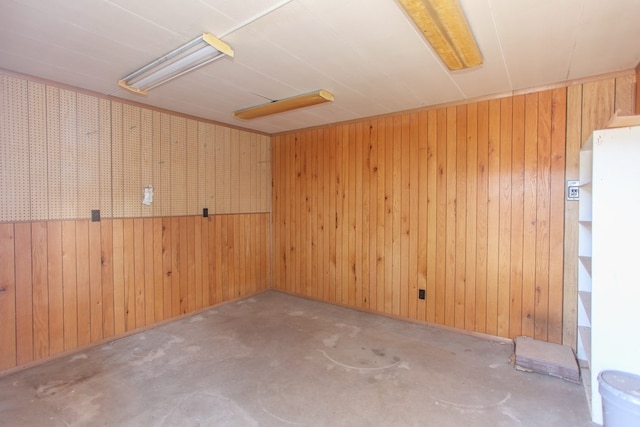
[[598, 370, 640, 426]]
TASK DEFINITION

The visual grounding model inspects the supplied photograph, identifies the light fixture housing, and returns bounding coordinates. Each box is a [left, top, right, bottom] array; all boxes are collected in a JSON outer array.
[[233, 90, 334, 120], [398, 0, 482, 70], [119, 33, 234, 95]]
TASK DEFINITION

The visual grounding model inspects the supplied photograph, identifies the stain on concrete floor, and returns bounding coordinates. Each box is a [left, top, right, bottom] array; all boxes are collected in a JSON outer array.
[[0, 291, 594, 426]]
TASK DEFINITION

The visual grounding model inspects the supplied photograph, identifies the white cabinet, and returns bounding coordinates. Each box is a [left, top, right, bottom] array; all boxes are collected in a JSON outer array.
[[578, 125, 640, 424]]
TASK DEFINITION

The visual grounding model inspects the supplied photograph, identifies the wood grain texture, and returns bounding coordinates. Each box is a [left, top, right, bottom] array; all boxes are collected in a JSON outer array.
[[271, 86, 585, 343], [0, 224, 16, 370], [0, 214, 269, 371]]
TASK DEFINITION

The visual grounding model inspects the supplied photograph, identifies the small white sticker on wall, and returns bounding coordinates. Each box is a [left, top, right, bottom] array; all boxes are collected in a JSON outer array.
[[143, 185, 153, 205]]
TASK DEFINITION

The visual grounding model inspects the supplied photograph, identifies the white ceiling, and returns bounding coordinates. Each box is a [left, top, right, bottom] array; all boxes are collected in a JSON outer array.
[[1, 0, 639, 134]]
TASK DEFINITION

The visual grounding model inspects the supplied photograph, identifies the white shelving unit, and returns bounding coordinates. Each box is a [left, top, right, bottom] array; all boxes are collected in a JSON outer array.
[[578, 124, 640, 425]]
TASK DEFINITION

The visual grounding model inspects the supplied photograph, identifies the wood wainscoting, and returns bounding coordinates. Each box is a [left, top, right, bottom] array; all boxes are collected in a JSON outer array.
[[0, 214, 271, 372]]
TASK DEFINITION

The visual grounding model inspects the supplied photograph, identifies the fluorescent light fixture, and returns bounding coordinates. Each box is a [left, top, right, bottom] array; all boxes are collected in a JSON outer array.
[[119, 33, 234, 95], [398, 0, 482, 70], [233, 90, 334, 120]]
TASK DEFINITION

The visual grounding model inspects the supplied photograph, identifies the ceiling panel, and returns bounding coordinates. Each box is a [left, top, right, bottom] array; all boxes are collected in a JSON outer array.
[[0, 0, 639, 134], [489, 0, 585, 89], [568, 0, 640, 80]]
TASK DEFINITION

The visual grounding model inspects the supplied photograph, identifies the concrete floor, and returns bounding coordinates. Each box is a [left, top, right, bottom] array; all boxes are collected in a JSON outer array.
[[0, 291, 594, 426]]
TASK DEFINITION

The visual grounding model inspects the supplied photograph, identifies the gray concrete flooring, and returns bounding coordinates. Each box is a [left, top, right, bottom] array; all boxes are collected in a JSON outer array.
[[0, 291, 594, 426]]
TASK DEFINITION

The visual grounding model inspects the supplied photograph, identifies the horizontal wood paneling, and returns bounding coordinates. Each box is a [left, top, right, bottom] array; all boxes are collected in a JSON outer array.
[[273, 89, 570, 342], [0, 214, 270, 371]]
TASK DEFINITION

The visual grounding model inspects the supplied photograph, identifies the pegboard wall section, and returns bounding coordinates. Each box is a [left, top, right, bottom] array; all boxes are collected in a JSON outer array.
[[0, 73, 272, 222]]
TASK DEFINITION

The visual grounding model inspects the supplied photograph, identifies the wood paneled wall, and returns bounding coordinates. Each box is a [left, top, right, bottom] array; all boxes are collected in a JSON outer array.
[[0, 72, 272, 372], [0, 214, 270, 371], [0, 74, 271, 223], [272, 73, 636, 345], [562, 73, 636, 348]]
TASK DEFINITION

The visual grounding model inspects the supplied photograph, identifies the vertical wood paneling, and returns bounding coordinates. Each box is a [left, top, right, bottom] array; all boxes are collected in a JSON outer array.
[[435, 110, 447, 324], [454, 106, 466, 329], [89, 221, 103, 342], [62, 220, 78, 349], [187, 216, 196, 312], [143, 218, 155, 324], [0, 73, 272, 372], [534, 91, 552, 342], [0, 213, 270, 371], [75, 220, 91, 346], [271, 80, 586, 343], [0, 224, 17, 370], [486, 99, 500, 336], [31, 222, 49, 359], [122, 218, 136, 332], [14, 223, 33, 365], [112, 219, 125, 335], [101, 219, 114, 338], [368, 123, 379, 311], [509, 96, 525, 339], [548, 88, 567, 344], [464, 104, 478, 331], [133, 218, 145, 328], [497, 98, 512, 338], [426, 110, 438, 323], [162, 217, 172, 320], [475, 102, 489, 332], [47, 221, 64, 355], [400, 116, 410, 317], [563, 85, 582, 349], [170, 217, 181, 316], [153, 217, 164, 322]]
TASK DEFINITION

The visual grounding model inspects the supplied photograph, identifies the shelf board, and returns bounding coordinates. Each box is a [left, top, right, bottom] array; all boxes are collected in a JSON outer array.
[[579, 182, 592, 191], [578, 325, 592, 365], [606, 112, 640, 129], [579, 291, 592, 324], [579, 256, 592, 275]]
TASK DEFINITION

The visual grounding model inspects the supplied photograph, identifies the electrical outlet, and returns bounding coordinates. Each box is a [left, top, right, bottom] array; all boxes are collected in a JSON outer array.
[[91, 209, 100, 222], [567, 180, 579, 201], [418, 289, 426, 300], [203, 208, 209, 218]]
